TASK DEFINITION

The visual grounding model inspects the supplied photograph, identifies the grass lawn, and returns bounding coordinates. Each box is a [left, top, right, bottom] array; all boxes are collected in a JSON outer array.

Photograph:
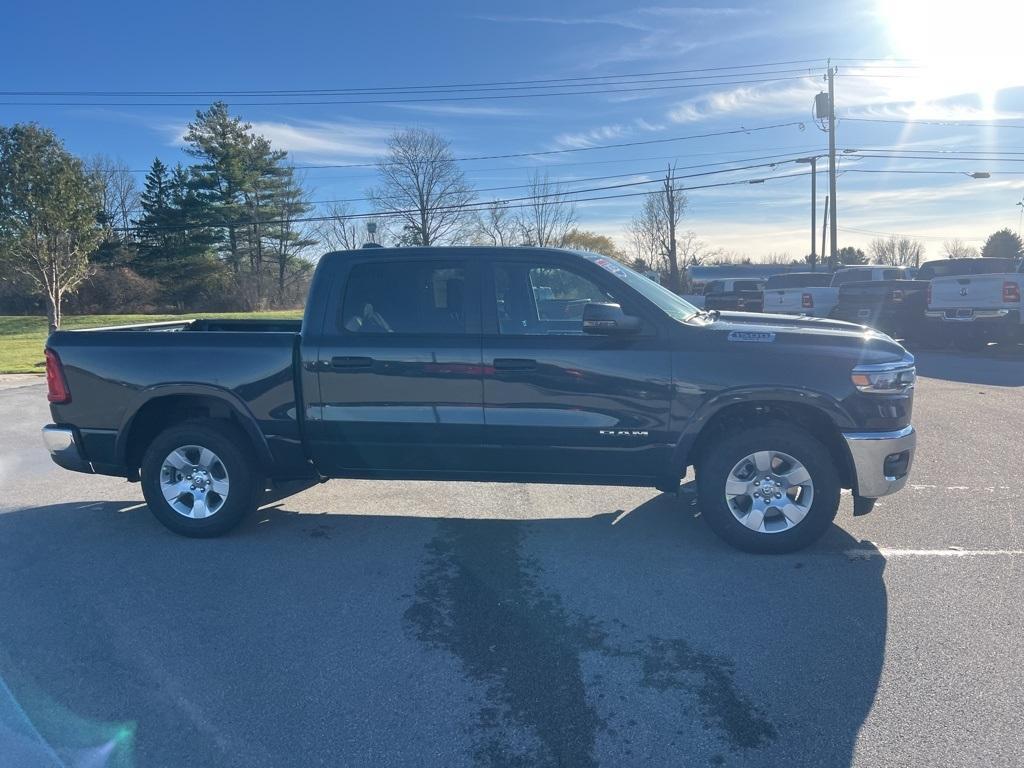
[[0, 311, 303, 374]]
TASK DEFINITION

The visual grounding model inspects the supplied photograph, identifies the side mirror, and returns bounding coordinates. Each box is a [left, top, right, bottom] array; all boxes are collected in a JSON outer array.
[[582, 302, 642, 334]]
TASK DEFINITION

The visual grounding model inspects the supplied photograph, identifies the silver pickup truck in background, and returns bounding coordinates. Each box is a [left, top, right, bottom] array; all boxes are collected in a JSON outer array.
[[925, 258, 1023, 350]]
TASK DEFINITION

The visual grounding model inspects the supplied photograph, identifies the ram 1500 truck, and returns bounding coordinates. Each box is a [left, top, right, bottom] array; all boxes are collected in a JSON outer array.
[[829, 280, 929, 341], [924, 258, 1023, 350], [42, 247, 917, 554]]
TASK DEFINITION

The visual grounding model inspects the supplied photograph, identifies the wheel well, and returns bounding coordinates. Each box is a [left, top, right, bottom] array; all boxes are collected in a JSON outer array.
[[124, 395, 262, 471], [689, 401, 853, 489]]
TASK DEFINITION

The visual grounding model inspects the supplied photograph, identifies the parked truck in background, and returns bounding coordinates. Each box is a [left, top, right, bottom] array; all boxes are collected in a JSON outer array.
[[762, 272, 832, 315], [42, 247, 917, 554], [702, 278, 766, 313], [925, 258, 1023, 350], [770, 266, 911, 318]]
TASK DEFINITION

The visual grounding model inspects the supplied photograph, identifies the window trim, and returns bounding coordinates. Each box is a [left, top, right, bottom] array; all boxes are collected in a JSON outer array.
[[332, 257, 481, 337]]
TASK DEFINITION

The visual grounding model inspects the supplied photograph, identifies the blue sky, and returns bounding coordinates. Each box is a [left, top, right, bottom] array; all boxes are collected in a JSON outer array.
[[4, 0, 1024, 259]]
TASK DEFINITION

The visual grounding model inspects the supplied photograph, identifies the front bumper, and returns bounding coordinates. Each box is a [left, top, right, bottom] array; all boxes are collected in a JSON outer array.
[[842, 425, 916, 498], [42, 425, 94, 474]]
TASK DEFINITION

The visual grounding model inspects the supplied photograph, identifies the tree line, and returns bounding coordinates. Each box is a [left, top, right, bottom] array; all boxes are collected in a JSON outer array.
[[3, 102, 1023, 328]]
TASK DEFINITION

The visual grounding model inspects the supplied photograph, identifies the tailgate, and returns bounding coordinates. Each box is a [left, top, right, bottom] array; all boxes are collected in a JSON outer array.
[[929, 275, 1009, 310], [764, 288, 806, 313]]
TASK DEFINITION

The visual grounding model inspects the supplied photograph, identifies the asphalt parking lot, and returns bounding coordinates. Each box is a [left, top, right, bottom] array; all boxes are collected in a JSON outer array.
[[0, 348, 1021, 768]]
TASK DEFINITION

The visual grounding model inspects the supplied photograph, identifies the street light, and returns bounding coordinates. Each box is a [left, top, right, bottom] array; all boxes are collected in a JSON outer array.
[[1017, 197, 1024, 239], [966, 172, 990, 179], [796, 156, 820, 269], [748, 178, 765, 184]]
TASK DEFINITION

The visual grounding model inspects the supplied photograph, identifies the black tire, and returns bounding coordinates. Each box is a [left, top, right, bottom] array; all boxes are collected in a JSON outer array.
[[696, 425, 841, 554], [140, 420, 260, 537]]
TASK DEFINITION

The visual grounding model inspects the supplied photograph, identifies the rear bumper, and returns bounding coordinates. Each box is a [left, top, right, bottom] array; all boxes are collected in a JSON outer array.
[[42, 425, 94, 474], [925, 308, 1019, 324], [842, 425, 916, 498]]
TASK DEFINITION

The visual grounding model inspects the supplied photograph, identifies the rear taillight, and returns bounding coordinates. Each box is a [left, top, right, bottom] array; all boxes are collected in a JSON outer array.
[[1003, 281, 1020, 303], [926, 283, 932, 305], [801, 292, 814, 309], [44, 348, 70, 404], [891, 289, 904, 303]]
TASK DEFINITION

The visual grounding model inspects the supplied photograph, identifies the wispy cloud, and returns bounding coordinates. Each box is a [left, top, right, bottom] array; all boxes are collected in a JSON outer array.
[[473, 7, 761, 31], [161, 118, 395, 160], [552, 118, 664, 150], [387, 103, 534, 117]]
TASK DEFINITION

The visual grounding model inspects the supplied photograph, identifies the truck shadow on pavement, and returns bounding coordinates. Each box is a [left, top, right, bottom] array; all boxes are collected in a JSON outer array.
[[0, 491, 885, 768]]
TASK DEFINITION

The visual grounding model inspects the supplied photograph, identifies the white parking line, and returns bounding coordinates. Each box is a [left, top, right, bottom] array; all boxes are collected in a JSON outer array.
[[845, 548, 1024, 558]]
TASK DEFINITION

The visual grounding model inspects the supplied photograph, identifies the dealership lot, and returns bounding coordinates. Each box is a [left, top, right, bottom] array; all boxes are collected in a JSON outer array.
[[0, 349, 1021, 768]]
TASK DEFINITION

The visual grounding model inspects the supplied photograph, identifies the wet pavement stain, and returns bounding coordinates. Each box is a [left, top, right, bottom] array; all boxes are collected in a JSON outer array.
[[405, 520, 605, 768], [405, 519, 777, 766]]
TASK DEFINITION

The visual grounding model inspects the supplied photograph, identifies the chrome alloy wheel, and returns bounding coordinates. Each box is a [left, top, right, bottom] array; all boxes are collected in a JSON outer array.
[[724, 450, 814, 534], [159, 445, 230, 519]]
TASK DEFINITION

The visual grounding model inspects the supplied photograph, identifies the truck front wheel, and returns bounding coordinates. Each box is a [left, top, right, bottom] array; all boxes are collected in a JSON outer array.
[[140, 420, 260, 537], [696, 425, 841, 553]]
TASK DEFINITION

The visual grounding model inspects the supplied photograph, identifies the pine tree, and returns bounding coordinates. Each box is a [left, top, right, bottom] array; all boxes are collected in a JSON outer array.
[[134, 159, 223, 309]]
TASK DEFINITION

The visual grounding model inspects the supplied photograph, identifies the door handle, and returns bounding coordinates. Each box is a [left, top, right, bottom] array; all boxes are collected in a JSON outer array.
[[331, 356, 374, 369], [493, 358, 537, 371]]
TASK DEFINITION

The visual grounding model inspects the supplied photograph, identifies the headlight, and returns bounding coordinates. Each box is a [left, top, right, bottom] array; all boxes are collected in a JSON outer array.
[[851, 362, 916, 393]]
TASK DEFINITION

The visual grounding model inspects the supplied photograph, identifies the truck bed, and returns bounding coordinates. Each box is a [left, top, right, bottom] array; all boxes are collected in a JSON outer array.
[[46, 320, 307, 477]]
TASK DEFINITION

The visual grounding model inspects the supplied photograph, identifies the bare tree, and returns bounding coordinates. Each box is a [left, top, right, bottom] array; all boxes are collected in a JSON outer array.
[[515, 171, 577, 246], [318, 203, 368, 251], [368, 128, 474, 246], [942, 238, 979, 259], [88, 155, 140, 238], [629, 165, 687, 290], [869, 236, 924, 267], [473, 199, 519, 246]]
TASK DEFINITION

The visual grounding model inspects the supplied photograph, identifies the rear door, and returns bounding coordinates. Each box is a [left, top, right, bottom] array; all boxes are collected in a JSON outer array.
[[480, 254, 673, 481], [309, 256, 484, 474]]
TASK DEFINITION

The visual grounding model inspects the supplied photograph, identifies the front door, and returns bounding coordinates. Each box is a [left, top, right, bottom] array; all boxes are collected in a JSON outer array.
[[310, 256, 484, 475], [481, 255, 673, 481]]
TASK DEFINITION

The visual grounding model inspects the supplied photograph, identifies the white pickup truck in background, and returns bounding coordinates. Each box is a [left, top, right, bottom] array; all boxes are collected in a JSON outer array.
[[925, 259, 1023, 349], [768, 266, 910, 318]]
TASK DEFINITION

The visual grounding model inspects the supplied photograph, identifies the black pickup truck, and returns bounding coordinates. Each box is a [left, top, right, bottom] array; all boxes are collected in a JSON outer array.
[[829, 280, 929, 341], [42, 247, 917, 553]]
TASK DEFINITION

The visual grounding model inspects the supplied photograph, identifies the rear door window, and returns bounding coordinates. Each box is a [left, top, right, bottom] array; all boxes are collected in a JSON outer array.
[[341, 260, 475, 334]]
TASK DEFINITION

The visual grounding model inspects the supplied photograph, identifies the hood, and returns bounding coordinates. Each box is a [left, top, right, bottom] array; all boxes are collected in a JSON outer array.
[[701, 310, 911, 366]]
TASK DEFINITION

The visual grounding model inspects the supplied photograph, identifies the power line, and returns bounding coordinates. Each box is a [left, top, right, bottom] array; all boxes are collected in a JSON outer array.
[[838, 225, 984, 243], [842, 117, 1024, 130], [125, 152, 823, 213], [1, 67, 826, 99], [125, 120, 809, 173], [118, 169, 813, 233], [0, 74, 820, 107]]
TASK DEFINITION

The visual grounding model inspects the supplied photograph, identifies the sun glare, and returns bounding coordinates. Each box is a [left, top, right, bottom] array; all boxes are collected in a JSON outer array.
[[877, 0, 1024, 101]]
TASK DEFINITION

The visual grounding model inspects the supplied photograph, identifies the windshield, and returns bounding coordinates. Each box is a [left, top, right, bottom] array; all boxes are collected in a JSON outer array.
[[575, 251, 699, 321]]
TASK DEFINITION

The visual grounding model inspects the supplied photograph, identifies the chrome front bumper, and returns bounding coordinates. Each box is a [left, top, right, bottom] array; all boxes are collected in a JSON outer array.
[[842, 425, 916, 498], [42, 425, 93, 474]]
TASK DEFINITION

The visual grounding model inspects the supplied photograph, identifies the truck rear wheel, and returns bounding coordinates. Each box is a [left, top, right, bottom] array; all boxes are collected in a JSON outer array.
[[140, 420, 260, 537], [696, 425, 840, 554]]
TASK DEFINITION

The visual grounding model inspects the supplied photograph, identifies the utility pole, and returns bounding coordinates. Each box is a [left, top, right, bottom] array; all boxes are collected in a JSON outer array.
[[821, 194, 829, 267], [797, 157, 818, 269], [827, 65, 838, 270]]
